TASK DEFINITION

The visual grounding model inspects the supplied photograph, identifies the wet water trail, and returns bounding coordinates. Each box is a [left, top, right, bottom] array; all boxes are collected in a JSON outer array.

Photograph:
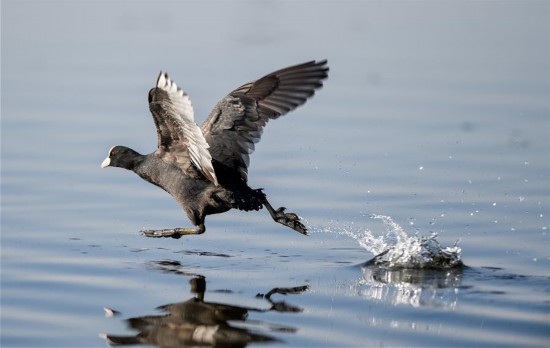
[[311, 214, 463, 269]]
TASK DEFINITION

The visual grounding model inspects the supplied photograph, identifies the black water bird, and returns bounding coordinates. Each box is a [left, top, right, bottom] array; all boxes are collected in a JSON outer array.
[[101, 60, 328, 238]]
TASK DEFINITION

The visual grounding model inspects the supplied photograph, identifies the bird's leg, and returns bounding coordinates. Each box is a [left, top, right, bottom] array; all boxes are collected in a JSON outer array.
[[142, 223, 205, 239], [259, 194, 308, 235]]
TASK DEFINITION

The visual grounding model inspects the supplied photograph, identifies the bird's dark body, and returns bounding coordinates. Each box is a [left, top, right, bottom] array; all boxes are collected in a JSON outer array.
[[101, 60, 328, 237], [117, 147, 264, 227]]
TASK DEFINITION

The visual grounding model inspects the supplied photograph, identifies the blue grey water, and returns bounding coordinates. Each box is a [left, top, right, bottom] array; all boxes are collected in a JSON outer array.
[[2, 1, 549, 347]]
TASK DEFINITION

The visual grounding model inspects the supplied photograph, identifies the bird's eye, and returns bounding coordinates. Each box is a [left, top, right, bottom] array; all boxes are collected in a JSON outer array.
[[110, 150, 116, 156]]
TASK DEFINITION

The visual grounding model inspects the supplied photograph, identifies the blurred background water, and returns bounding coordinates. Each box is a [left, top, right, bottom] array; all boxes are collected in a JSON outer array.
[[2, 1, 549, 347]]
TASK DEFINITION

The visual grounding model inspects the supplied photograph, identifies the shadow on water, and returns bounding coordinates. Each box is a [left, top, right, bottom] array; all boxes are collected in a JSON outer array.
[[102, 261, 308, 347]]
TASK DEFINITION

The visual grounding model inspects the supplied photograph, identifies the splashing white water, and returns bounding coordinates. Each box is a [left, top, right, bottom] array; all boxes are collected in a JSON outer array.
[[311, 214, 462, 269]]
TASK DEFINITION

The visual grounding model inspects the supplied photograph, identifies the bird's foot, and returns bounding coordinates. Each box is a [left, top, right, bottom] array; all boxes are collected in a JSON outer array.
[[142, 228, 183, 239], [141, 224, 205, 239], [274, 207, 308, 235]]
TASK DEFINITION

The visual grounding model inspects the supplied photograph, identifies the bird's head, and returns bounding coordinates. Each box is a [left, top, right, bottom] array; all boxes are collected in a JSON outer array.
[[101, 145, 141, 170]]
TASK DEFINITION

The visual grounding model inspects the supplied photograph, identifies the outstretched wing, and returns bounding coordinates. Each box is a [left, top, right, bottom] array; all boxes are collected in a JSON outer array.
[[201, 60, 329, 182], [149, 72, 219, 186]]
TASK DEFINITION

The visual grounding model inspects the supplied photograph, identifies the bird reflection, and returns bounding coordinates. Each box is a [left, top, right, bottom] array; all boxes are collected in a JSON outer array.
[[102, 263, 307, 347]]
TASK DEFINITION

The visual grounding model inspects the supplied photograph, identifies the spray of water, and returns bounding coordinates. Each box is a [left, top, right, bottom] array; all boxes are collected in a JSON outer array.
[[311, 214, 462, 269]]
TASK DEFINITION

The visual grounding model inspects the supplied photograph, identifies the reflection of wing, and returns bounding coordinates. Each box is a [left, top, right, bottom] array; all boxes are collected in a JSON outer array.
[[202, 60, 329, 181], [148, 72, 218, 186]]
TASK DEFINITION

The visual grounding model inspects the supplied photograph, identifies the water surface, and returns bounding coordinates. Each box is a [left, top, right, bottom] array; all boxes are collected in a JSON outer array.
[[2, 1, 549, 347]]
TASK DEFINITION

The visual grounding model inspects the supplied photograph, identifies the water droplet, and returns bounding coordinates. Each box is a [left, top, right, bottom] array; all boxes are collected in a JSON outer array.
[[419, 166, 424, 171], [492, 202, 497, 207], [518, 196, 525, 202]]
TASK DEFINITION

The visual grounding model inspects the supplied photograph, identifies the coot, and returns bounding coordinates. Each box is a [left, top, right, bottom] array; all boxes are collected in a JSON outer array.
[[101, 60, 328, 238]]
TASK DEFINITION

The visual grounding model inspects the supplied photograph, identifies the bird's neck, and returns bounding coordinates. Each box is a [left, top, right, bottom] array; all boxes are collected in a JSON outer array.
[[132, 154, 166, 189], [120, 151, 145, 171]]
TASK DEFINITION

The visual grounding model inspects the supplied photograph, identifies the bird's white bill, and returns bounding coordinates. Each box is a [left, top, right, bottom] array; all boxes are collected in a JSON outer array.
[[101, 157, 111, 168]]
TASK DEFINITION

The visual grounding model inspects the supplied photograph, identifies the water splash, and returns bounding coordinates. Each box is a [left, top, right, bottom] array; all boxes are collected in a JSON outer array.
[[312, 214, 462, 269]]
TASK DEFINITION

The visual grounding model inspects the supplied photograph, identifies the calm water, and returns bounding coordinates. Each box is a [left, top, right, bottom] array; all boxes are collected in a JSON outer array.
[[2, 1, 550, 347]]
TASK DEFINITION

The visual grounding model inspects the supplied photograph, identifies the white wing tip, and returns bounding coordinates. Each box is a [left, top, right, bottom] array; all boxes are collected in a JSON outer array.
[[157, 71, 171, 88], [156, 71, 184, 96]]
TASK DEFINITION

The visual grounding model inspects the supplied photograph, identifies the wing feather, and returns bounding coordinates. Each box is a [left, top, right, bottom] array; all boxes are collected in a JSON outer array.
[[149, 72, 219, 186], [201, 60, 328, 182]]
